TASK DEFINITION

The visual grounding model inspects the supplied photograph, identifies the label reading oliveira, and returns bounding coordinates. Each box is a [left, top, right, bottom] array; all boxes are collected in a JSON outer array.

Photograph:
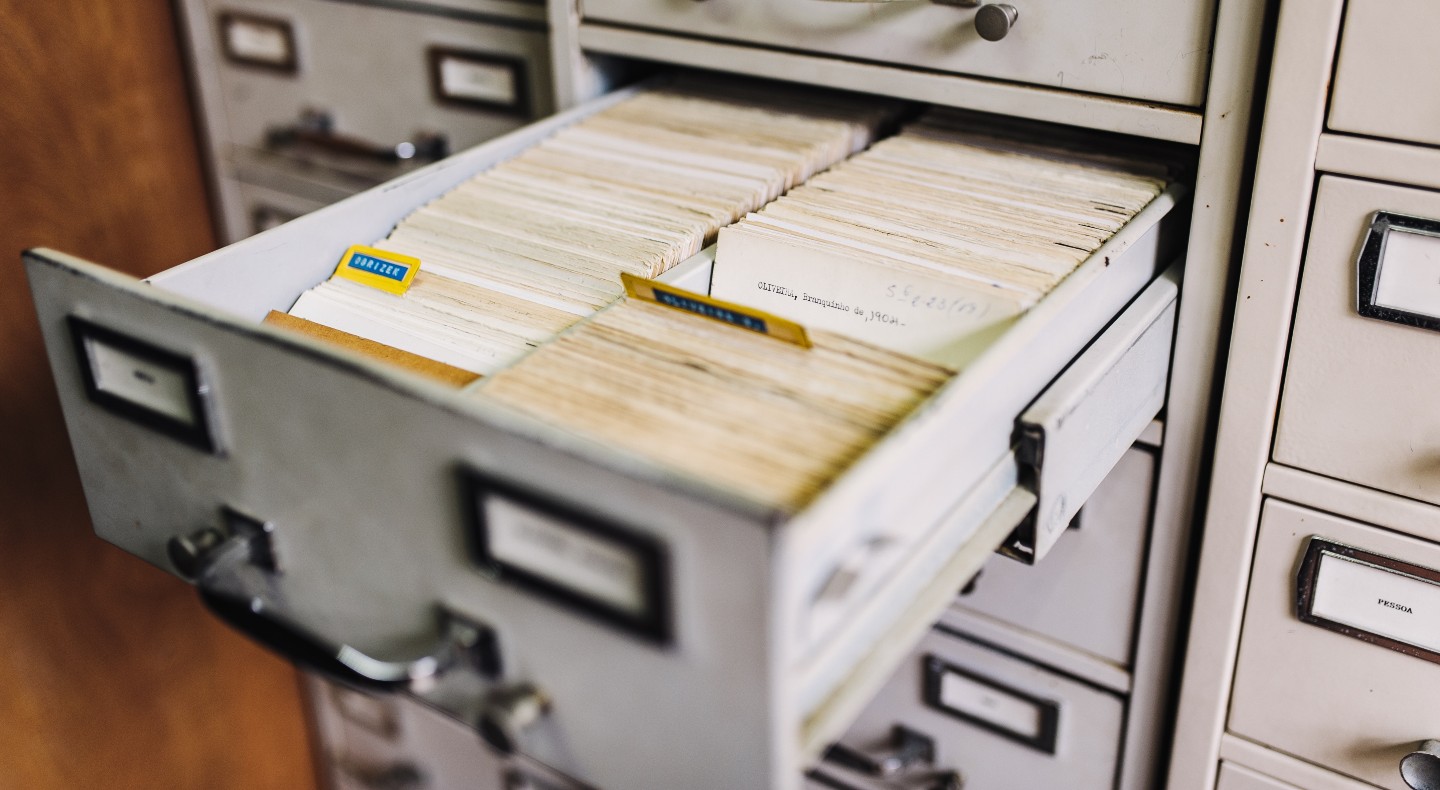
[[620, 273, 810, 348], [652, 286, 768, 334]]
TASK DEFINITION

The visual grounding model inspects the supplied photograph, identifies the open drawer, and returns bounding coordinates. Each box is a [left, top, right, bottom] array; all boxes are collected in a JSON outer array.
[[26, 83, 1181, 790]]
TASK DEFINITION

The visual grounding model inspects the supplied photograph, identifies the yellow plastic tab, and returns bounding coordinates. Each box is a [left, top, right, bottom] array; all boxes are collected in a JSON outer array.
[[332, 245, 420, 295], [622, 273, 811, 348]]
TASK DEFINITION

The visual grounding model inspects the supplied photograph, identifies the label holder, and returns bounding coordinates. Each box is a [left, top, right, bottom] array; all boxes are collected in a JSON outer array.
[[68, 316, 217, 454], [922, 654, 1060, 754], [1355, 210, 1440, 333], [462, 467, 671, 645], [427, 47, 530, 116], [1297, 536, 1440, 665], [218, 11, 299, 75]]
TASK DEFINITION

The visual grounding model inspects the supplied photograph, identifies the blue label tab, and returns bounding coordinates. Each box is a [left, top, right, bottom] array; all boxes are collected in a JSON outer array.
[[653, 287, 768, 334], [347, 253, 411, 282]]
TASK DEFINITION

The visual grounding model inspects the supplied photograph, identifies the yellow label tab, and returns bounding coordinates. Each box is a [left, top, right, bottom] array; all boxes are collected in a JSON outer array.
[[332, 245, 420, 295], [622, 273, 811, 348]]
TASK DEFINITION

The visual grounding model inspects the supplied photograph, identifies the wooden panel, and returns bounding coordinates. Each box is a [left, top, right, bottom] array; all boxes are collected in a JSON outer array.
[[0, 0, 317, 787]]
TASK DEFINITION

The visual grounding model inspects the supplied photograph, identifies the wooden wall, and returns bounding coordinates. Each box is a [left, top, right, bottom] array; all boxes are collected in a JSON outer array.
[[0, 1, 318, 786]]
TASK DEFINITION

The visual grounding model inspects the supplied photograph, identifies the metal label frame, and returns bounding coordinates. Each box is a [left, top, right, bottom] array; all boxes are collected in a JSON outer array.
[[1355, 210, 1440, 333], [426, 47, 531, 116], [1296, 536, 1440, 665], [217, 10, 300, 75], [68, 316, 217, 454], [462, 467, 671, 645], [922, 654, 1060, 754]]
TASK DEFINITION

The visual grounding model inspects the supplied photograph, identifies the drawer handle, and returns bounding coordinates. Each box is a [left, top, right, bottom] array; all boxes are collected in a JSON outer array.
[[477, 683, 551, 754], [1402, 740, 1440, 790], [173, 528, 490, 692], [823, 725, 936, 778], [265, 109, 449, 164], [974, 4, 1018, 41]]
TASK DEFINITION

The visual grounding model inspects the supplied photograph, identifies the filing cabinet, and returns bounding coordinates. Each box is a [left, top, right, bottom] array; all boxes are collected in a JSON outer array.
[[1170, 0, 1440, 787], [178, 0, 553, 242], [27, 0, 1273, 785]]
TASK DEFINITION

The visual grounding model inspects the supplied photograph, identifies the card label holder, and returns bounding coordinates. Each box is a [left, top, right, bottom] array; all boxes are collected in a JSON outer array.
[[1356, 211, 1440, 333], [464, 468, 670, 644], [922, 654, 1060, 754], [68, 316, 217, 453], [218, 11, 298, 75], [1297, 536, 1440, 664], [427, 47, 529, 116]]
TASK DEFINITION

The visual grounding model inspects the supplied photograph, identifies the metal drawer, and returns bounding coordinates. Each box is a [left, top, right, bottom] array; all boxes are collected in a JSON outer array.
[[1329, 0, 1440, 148], [955, 445, 1157, 668], [1274, 176, 1440, 508], [1230, 500, 1440, 789], [816, 627, 1124, 790], [26, 84, 1179, 790], [578, 0, 1215, 106]]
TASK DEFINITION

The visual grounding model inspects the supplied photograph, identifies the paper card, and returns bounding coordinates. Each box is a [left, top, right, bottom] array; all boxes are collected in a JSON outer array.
[[710, 227, 1028, 368]]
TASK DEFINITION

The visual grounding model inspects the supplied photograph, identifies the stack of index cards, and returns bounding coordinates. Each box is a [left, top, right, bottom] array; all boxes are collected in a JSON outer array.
[[285, 77, 904, 377], [709, 108, 1179, 368], [471, 297, 952, 512]]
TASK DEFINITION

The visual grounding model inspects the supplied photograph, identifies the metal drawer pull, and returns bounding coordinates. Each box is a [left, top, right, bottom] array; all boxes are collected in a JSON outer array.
[[974, 4, 1018, 40], [1402, 740, 1440, 790], [200, 589, 452, 690], [478, 684, 551, 754], [265, 109, 448, 164], [823, 725, 935, 778], [172, 529, 491, 692], [336, 756, 428, 790]]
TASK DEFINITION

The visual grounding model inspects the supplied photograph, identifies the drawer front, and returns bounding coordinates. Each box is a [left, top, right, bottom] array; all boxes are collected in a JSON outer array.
[[1217, 762, 1302, 790], [956, 445, 1155, 667], [1329, 0, 1440, 147], [580, 0, 1214, 106], [1230, 500, 1440, 788], [232, 178, 330, 240], [207, 0, 551, 180], [310, 675, 513, 790], [1275, 176, 1440, 506], [343, 0, 548, 25], [824, 628, 1123, 790]]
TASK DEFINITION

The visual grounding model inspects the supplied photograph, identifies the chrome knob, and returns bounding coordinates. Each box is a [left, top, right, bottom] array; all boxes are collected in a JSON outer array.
[[478, 684, 550, 754], [1402, 740, 1440, 790], [167, 527, 228, 579], [974, 4, 1019, 41]]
